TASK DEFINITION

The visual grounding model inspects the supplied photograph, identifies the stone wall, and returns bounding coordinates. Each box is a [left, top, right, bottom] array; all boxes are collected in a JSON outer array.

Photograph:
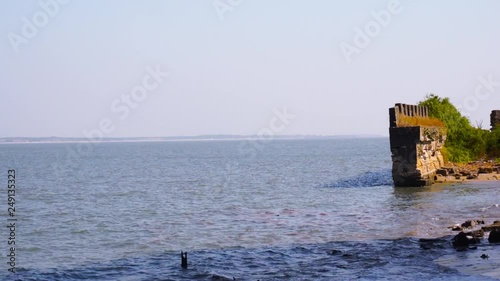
[[491, 110, 500, 130], [389, 103, 429, 127], [389, 104, 446, 187]]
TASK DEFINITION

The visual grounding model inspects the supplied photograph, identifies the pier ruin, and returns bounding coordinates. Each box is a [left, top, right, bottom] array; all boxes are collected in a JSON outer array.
[[389, 103, 446, 187]]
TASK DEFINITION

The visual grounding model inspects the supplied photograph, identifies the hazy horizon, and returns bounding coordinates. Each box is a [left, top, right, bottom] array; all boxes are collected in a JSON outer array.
[[2, 0, 500, 138], [0, 133, 386, 140]]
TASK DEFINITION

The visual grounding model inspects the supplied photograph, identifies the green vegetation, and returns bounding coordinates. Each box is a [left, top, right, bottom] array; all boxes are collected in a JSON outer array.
[[487, 128, 500, 161], [418, 94, 500, 163]]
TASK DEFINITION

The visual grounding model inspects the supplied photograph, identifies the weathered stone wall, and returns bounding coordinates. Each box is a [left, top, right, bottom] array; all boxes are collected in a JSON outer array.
[[389, 104, 446, 187], [389, 103, 429, 127], [491, 110, 500, 130]]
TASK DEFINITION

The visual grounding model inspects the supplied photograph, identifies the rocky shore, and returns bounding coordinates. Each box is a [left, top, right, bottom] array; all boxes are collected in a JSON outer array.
[[448, 219, 500, 251], [434, 161, 500, 183], [435, 162, 500, 253]]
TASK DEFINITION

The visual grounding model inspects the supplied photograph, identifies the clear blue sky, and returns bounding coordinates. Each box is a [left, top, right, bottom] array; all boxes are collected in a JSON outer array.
[[1, 0, 500, 137]]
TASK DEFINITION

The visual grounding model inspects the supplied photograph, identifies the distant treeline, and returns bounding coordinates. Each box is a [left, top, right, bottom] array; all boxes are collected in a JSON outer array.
[[419, 94, 500, 163]]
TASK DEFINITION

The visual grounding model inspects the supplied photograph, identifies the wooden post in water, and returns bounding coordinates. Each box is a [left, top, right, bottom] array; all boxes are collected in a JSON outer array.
[[181, 251, 188, 269]]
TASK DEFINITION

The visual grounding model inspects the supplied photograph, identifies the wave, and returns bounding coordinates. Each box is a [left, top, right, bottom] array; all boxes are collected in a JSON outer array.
[[321, 169, 393, 188], [9, 237, 497, 281]]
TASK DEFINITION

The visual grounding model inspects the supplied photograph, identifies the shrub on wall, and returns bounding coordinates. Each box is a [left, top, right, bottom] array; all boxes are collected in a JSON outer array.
[[487, 127, 500, 159], [418, 94, 491, 163]]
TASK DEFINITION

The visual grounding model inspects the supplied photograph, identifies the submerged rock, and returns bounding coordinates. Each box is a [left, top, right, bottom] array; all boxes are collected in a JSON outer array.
[[211, 274, 237, 281], [328, 249, 343, 255]]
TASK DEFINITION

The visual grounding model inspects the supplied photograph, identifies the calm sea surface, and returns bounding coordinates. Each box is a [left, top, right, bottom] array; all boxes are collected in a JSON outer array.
[[0, 138, 499, 280]]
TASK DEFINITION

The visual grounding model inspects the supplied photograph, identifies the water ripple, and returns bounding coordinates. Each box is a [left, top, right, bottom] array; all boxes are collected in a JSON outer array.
[[321, 169, 393, 188]]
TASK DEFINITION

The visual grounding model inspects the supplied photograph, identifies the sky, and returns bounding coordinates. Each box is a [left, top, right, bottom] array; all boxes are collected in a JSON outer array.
[[1, 0, 500, 138]]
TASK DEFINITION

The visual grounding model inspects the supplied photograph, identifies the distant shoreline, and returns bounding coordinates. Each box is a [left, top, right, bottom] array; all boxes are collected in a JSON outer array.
[[0, 135, 386, 145]]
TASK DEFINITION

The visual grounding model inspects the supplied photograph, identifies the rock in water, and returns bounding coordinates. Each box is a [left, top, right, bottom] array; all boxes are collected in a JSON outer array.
[[461, 220, 476, 228], [488, 229, 500, 243], [465, 229, 484, 238], [482, 221, 500, 231], [452, 232, 469, 248]]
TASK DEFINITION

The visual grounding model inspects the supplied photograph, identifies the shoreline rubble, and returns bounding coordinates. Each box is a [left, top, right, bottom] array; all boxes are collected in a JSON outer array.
[[434, 162, 500, 183]]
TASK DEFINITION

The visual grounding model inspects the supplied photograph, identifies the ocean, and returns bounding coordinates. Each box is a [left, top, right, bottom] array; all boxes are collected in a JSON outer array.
[[0, 138, 499, 280]]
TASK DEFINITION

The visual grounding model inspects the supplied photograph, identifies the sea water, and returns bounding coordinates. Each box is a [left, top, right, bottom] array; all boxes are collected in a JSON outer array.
[[0, 138, 499, 280]]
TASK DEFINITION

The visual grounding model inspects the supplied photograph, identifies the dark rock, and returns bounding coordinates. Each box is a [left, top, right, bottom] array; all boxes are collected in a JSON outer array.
[[482, 222, 500, 232], [452, 231, 481, 249], [481, 254, 489, 259], [469, 236, 481, 244], [478, 167, 493, 174], [488, 229, 500, 243], [451, 225, 462, 231], [467, 174, 478, 180], [460, 170, 471, 176], [455, 174, 462, 180], [436, 169, 448, 176], [461, 220, 477, 228], [452, 232, 470, 248]]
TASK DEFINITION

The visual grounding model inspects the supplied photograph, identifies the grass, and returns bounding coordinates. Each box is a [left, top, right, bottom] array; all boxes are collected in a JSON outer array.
[[396, 114, 445, 128]]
